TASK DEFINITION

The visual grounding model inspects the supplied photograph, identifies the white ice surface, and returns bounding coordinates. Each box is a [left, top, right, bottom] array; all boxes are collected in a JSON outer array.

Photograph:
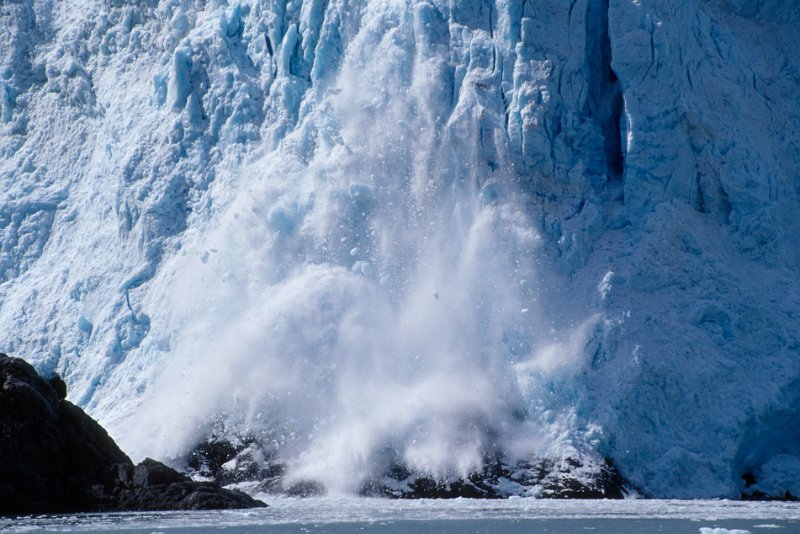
[[1, 0, 799, 498]]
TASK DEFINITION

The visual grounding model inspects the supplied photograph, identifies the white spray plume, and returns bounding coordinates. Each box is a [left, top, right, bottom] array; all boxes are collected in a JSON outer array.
[[119, 1, 595, 493]]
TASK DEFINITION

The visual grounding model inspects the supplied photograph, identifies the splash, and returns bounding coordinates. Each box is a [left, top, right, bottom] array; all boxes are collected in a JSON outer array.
[[120, 1, 594, 493]]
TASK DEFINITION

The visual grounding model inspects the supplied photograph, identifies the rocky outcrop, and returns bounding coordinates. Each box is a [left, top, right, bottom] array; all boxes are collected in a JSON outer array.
[[360, 457, 628, 499], [186, 435, 628, 499], [108, 458, 264, 511], [0, 354, 265, 516]]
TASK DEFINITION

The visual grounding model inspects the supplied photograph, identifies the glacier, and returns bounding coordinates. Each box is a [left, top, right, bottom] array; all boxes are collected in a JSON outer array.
[[1, 0, 799, 499]]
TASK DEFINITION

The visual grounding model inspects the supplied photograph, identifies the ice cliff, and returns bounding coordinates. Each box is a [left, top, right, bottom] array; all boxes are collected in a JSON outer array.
[[1, 0, 799, 499]]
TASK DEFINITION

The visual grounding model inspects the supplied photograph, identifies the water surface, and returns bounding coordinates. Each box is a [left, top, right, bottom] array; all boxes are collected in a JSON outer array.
[[3, 498, 798, 533]]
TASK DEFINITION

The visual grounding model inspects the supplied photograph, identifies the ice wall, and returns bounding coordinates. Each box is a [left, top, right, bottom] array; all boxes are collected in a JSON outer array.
[[1, 0, 799, 498]]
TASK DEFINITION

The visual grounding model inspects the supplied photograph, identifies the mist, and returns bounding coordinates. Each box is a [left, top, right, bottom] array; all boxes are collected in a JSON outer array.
[[118, 0, 593, 493]]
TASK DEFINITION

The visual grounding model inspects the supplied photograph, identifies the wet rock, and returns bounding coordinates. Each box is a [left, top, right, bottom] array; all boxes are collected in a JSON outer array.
[[0, 354, 266, 516], [110, 459, 265, 511], [187, 435, 284, 490], [187, 436, 245, 483], [360, 456, 629, 499], [286, 480, 325, 498]]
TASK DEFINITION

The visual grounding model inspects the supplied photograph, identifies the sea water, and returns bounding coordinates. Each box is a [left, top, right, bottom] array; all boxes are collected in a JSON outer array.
[[2, 499, 798, 533]]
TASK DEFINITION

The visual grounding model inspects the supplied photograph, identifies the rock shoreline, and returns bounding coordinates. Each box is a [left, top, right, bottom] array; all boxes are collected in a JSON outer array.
[[0, 354, 266, 516]]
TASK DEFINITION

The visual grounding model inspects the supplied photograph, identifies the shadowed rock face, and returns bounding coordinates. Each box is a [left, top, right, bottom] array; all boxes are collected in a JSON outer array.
[[0, 354, 266, 515]]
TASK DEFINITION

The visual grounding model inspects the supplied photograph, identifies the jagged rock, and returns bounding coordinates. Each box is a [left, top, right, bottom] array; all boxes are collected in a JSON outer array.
[[0, 354, 266, 516], [360, 457, 628, 499], [187, 436, 247, 484], [0, 354, 130, 514], [108, 459, 264, 511], [187, 435, 285, 490]]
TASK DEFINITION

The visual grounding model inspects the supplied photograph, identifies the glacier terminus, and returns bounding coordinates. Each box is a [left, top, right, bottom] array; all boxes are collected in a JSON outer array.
[[1, 0, 799, 501]]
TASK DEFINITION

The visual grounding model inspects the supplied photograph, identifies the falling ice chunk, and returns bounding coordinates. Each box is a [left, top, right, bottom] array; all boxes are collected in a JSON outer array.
[[352, 261, 373, 276], [521, 308, 529, 314], [350, 247, 359, 256], [348, 182, 372, 204], [598, 271, 615, 301]]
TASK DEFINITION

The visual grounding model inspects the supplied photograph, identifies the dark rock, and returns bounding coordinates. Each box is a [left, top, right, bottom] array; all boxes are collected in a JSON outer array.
[[186, 435, 284, 488], [109, 458, 265, 511], [0, 353, 131, 515], [359, 456, 629, 499], [538, 457, 629, 499], [286, 480, 325, 497], [187, 436, 244, 483], [133, 458, 187, 488], [47, 374, 67, 400], [741, 489, 798, 501], [740, 472, 798, 501], [0, 353, 266, 516]]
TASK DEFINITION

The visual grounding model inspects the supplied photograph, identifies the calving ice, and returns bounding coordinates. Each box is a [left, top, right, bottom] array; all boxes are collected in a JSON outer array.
[[1, 0, 798, 500]]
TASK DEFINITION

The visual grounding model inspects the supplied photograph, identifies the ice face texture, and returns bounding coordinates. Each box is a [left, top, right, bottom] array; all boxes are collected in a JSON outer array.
[[1, 0, 798, 498]]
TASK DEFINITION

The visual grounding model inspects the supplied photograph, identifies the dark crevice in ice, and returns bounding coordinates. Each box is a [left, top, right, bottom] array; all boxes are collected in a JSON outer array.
[[585, 0, 625, 181]]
